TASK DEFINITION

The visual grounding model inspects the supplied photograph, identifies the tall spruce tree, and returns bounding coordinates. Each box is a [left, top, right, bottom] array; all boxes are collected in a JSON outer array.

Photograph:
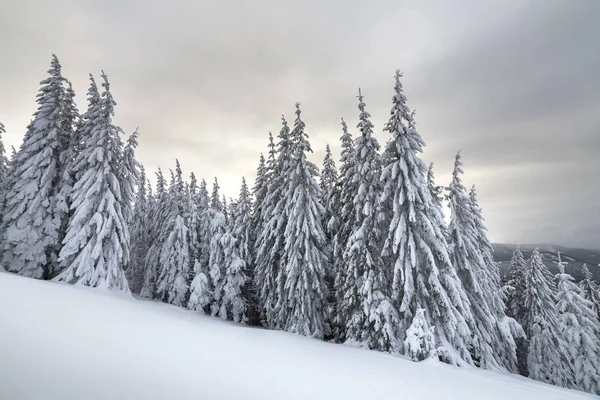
[[447, 152, 520, 371], [277, 103, 328, 338], [556, 255, 600, 394], [127, 165, 150, 293], [209, 211, 247, 323], [378, 71, 474, 365], [320, 143, 338, 204], [340, 90, 400, 351], [525, 248, 573, 387], [211, 177, 222, 212], [1, 55, 68, 279], [55, 72, 130, 291], [0, 122, 10, 220], [331, 118, 356, 341], [254, 117, 293, 329]]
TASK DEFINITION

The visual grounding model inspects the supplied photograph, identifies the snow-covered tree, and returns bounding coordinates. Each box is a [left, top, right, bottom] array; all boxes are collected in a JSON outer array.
[[120, 129, 140, 225], [320, 143, 338, 203], [379, 71, 474, 365], [254, 117, 293, 329], [232, 177, 257, 322], [54, 71, 130, 291], [277, 103, 328, 338], [330, 117, 356, 341], [447, 152, 520, 372], [126, 165, 150, 293], [426, 163, 443, 209], [525, 248, 573, 387], [579, 264, 600, 319], [210, 211, 247, 323], [555, 255, 600, 394], [188, 258, 212, 313], [156, 215, 190, 306], [211, 177, 222, 212], [405, 308, 437, 362], [1, 55, 68, 279], [340, 89, 400, 352], [504, 246, 528, 324], [140, 170, 169, 299]]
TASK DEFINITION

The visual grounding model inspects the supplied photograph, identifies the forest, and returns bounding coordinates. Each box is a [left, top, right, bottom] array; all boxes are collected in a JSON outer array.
[[0, 55, 599, 395]]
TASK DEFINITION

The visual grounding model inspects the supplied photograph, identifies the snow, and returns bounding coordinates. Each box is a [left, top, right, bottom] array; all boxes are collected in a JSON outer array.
[[0, 272, 592, 400]]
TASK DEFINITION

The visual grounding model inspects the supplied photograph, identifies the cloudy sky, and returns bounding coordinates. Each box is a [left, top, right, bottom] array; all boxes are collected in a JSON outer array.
[[1, 0, 598, 248]]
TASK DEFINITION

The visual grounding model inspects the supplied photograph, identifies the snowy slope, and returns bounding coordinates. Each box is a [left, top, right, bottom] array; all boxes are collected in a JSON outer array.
[[0, 273, 592, 400]]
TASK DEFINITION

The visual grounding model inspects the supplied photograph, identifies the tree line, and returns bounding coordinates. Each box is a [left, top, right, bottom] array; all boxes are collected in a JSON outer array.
[[0, 55, 598, 395]]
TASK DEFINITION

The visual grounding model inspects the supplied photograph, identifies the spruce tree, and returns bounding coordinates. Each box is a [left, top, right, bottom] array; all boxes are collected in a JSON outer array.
[[556, 255, 600, 394], [1, 55, 67, 279], [379, 71, 474, 365], [156, 215, 190, 306], [188, 258, 212, 313], [127, 165, 150, 293], [140, 170, 169, 299], [210, 211, 247, 323], [525, 248, 573, 387], [447, 152, 520, 371], [341, 89, 400, 351], [426, 163, 443, 209], [579, 264, 600, 319], [405, 308, 437, 362], [320, 143, 338, 204], [331, 118, 356, 341], [121, 129, 140, 225], [254, 117, 293, 329], [211, 177, 222, 212], [277, 103, 327, 338], [232, 177, 257, 323], [504, 246, 528, 324], [55, 72, 130, 291], [0, 122, 8, 187]]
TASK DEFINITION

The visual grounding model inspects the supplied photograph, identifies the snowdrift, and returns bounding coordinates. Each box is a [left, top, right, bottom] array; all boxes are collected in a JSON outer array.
[[0, 272, 592, 400]]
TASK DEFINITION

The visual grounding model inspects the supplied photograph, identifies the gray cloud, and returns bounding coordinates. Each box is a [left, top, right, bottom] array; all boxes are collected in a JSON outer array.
[[0, 0, 598, 248]]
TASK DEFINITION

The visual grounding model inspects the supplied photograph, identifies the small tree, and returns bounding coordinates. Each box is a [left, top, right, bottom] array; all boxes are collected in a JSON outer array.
[[156, 215, 190, 306], [405, 309, 437, 362], [579, 264, 600, 320], [188, 259, 212, 313]]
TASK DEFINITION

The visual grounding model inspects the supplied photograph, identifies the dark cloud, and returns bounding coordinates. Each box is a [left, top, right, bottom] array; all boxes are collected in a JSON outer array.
[[0, 0, 598, 248]]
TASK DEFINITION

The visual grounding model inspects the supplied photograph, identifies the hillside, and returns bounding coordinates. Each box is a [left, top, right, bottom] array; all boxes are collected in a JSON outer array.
[[0, 272, 591, 400], [492, 243, 600, 281]]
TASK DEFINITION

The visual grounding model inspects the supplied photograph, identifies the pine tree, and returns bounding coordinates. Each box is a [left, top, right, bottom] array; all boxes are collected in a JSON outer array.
[[127, 165, 150, 293], [0, 122, 8, 187], [426, 163, 443, 209], [188, 258, 212, 313], [55, 71, 130, 291], [331, 118, 356, 341], [209, 211, 247, 322], [341, 89, 400, 351], [140, 170, 169, 299], [121, 129, 140, 225], [156, 215, 190, 306], [379, 71, 474, 365], [504, 246, 528, 324], [525, 248, 573, 387], [556, 255, 600, 394], [211, 177, 222, 212], [233, 177, 257, 323], [405, 308, 437, 362], [277, 103, 327, 338], [447, 152, 520, 372], [52, 80, 81, 278], [254, 117, 293, 329], [1, 55, 67, 279], [320, 143, 338, 203], [579, 264, 600, 319], [195, 179, 212, 280]]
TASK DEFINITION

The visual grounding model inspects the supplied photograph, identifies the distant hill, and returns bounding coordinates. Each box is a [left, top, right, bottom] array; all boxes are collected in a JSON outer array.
[[492, 243, 600, 281]]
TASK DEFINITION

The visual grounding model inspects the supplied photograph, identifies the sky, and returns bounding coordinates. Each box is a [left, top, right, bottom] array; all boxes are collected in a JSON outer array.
[[0, 0, 599, 249]]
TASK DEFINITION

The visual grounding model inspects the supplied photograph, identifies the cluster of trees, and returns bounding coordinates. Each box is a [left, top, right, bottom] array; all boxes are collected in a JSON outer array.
[[503, 248, 600, 393], [1, 56, 598, 395]]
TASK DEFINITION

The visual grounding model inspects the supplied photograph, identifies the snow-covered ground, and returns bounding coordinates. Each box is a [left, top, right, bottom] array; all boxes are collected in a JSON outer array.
[[0, 272, 592, 400]]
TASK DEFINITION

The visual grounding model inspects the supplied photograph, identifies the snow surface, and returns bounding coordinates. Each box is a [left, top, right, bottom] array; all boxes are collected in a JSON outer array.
[[0, 272, 593, 400]]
